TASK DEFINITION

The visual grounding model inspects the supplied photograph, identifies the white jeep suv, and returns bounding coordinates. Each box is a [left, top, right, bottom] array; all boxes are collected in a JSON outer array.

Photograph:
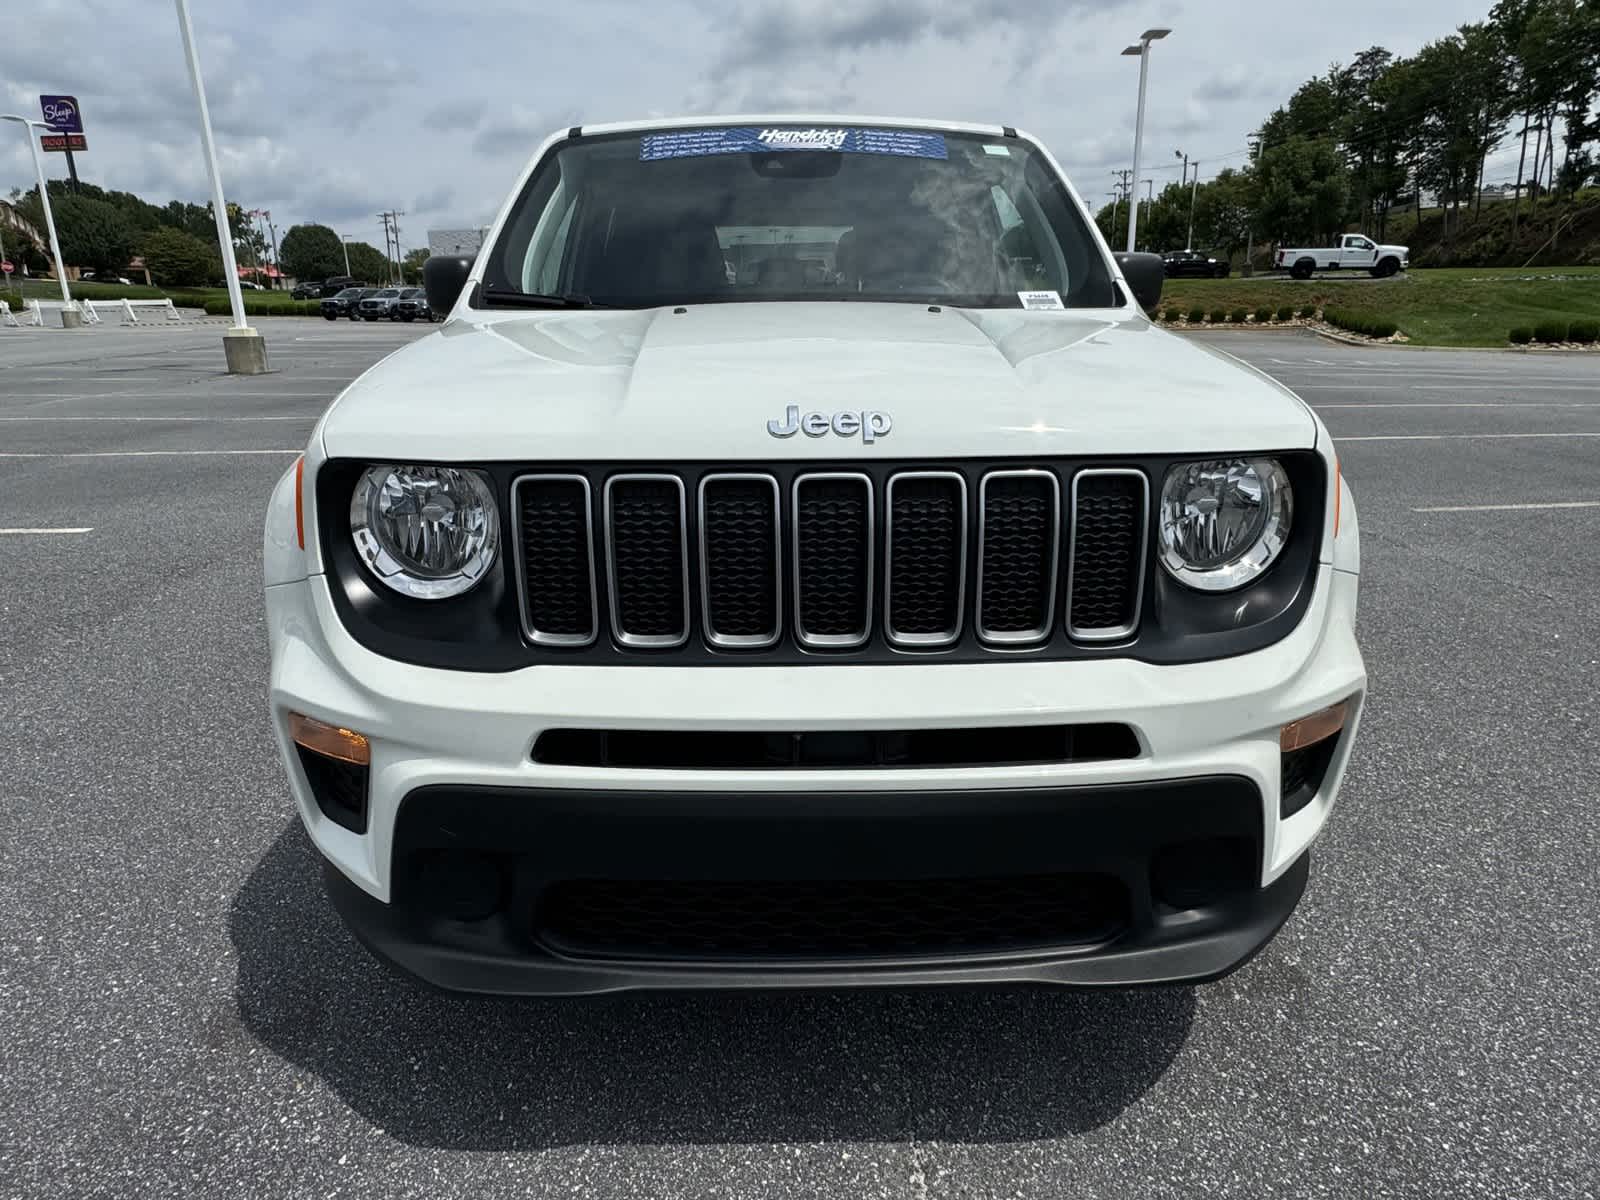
[[264, 116, 1365, 995]]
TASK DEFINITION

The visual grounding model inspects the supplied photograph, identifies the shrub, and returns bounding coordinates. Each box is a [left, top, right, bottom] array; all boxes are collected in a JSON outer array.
[[1276, 304, 1296, 322], [1254, 305, 1273, 323], [1209, 307, 1229, 324], [1158, 307, 1176, 323], [203, 297, 229, 316], [1508, 327, 1533, 345], [1187, 306, 1206, 324], [1226, 307, 1247, 324], [1533, 320, 1569, 344], [1297, 304, 1317, 320], [1568, 320, 1599, 344], [1323, 308, 1399, 339]]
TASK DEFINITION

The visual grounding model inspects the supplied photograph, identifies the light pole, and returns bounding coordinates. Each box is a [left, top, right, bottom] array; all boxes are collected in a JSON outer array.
[[340, 234, 353, 278], [1187, 162, 1200, 251], [1, 115, 77, 325], [1121, 28, 1169, 254], [173, 0, 265, 373]]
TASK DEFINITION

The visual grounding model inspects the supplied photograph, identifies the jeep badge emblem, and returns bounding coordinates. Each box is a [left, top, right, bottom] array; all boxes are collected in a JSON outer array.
[[766, 405, 892, 444]]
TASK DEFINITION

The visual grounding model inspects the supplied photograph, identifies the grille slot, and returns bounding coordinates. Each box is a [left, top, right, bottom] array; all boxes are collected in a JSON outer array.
[[533, 723, 1141, 769], [604, 474, 689, 647], [698, 474, 781, 648], [512, 475, 597, 646], [535, 873, 1129, 961], [792, 473, 873, 649], [884, 472, 967, 647], [976, 470, 1059, 644], [1067, 469, 1148, 641]]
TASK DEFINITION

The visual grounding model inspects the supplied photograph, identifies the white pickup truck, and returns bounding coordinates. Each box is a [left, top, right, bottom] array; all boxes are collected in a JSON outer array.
[[1276, 235, 1409, 279]]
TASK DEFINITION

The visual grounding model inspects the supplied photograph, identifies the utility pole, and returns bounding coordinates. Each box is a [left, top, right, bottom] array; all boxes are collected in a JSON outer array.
[[377, 210, 405, 284], [1187, 160, 1200, 251], [340, 233, 353, 278]]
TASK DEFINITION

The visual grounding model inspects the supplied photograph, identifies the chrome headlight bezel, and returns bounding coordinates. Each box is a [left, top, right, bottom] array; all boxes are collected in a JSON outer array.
[[349, 464, 500, 599], [1158, 457, 1293, 592]]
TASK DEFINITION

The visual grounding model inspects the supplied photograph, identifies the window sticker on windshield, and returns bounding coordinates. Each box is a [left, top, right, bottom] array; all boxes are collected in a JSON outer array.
[[982, 144, 1011, 156], [1018, 290, 1065, 311], [640, 127, 948, 162]]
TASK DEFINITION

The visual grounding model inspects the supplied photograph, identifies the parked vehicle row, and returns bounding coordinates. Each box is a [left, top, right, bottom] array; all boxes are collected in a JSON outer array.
[[320, 285, 436, 322]]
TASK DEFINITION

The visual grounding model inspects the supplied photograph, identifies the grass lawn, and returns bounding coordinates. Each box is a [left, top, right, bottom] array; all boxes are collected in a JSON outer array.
[[1159, 267, 1600, 347]]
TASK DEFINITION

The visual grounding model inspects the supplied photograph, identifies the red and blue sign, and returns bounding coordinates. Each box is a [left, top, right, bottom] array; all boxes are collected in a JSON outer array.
[[40, 95, 83, 134]]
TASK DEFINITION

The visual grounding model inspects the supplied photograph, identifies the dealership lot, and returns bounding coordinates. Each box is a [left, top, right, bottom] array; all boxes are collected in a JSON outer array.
[[1, 319, 1595, 1199]]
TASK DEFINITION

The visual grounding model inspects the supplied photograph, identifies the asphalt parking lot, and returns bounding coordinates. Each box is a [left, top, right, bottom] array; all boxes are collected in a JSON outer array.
[[1, 318, 1596, 1199]]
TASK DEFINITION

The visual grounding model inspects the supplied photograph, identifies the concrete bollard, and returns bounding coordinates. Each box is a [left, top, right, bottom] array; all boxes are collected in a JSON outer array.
[[60, 308, 85, 329], [223, 326, 269, 375]]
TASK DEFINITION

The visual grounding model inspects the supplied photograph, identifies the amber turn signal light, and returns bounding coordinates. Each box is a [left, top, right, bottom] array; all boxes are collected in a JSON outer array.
[[1280, 702, 1348, 753], [288, 712, 371, 765]]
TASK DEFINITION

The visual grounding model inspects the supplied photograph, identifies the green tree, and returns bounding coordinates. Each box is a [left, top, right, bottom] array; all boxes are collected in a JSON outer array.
[[31, 193, 138, 274], [140, 226, 220, 287], [279, 223, 346, 281], [401, 246, 430, 284], [1256, 137, 1350, 243], [343, 240, 391, 283]]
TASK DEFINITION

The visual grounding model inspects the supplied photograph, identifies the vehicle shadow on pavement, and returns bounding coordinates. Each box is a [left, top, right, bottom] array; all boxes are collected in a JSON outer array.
[[231, 823, 1194, 1149]]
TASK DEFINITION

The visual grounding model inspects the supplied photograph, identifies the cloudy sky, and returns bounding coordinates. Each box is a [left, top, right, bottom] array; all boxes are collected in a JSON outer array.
[[3, 0, 1503, 251]]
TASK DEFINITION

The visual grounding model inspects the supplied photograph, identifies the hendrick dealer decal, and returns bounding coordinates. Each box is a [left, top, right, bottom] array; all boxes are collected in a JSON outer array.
[[641, 126, 948, 161]]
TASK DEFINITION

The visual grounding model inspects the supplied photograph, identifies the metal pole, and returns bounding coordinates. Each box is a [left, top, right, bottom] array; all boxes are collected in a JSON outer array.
[[1187, 162, 1199, 251], [341, 235, 351, 277], [1, 119, 75, 309], [1127, 42, 1150, 253], [173, 0, 248, 331]]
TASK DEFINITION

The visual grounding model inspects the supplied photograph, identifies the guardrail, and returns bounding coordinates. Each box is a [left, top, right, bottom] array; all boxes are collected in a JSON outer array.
[[82, 298, 184, 324], [0, 297, 185, 327]]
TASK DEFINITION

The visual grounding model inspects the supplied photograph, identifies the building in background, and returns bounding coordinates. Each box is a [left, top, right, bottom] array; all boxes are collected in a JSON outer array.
[[427, 227, 489, 258]]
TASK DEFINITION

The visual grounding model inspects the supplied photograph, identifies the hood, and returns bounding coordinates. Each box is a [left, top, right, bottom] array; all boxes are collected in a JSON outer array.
[[319, 303, 1316, 462]]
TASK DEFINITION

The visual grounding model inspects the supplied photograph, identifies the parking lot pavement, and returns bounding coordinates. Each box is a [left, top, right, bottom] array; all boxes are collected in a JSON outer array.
[[1, 320, 1596, 1199]]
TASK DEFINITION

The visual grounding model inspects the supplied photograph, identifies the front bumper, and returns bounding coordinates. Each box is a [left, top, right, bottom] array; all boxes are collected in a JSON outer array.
[[267, 563, 1364, 994]]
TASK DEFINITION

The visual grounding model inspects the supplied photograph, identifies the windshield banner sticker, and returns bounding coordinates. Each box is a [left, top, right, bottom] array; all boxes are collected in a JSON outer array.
[[641, 127, 948, 162]]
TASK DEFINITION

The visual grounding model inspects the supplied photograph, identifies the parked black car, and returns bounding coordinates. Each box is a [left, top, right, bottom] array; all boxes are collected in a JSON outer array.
[[393, 287, 432, 322], [320, 286, 370, 320], [1161, 250, 1230, 278], [319, 276, 364, 298], [291, 280, 323, 300]]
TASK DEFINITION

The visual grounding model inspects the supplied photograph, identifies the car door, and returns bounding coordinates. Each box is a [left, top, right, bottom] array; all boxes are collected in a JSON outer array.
[[1343, 235, 1376, 268]]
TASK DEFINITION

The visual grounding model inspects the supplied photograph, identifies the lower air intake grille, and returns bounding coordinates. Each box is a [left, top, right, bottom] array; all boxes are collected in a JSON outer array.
[[605, 475, 688, 646], [1068, 470, 1148, 640], [535, 873, 1129, 960]]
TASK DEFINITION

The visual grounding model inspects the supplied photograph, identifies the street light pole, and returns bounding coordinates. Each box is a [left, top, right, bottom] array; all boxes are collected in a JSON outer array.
[[1121, 28, 1169, 255], [173, 0, 266, 373], [1, 115, 76, 324], [340, 234, 353, 277]]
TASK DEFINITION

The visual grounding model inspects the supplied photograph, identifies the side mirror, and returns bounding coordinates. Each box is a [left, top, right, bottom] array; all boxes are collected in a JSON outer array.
[[1113, 251, 1164, 312], [423, 254, 474, 317]]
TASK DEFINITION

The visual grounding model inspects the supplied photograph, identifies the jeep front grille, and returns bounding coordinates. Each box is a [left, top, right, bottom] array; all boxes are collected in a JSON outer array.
[[512, 465, 1150, 657]]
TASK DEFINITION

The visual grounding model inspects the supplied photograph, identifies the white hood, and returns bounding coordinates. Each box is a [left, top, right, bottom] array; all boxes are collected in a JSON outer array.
[[319, 303, 1317, 462]]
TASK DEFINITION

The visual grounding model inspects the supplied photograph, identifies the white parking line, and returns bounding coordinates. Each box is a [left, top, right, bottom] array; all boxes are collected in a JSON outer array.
[[1292, 383, 1599, 392], [1340, 432, 1600, 441], [1413, 501, 1600, 513], [0, 449, 299, 458], [0, 526, 94, 534]]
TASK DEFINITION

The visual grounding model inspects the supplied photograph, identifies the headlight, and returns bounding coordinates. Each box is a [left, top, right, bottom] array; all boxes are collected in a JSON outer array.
[[350, 464, 499, 599], [1158, 457, 1292, 592]]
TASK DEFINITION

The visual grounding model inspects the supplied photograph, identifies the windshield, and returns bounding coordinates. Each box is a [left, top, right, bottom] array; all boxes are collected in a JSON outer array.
[[335, 288, 361, 298], [481, 125, 1117, 309]]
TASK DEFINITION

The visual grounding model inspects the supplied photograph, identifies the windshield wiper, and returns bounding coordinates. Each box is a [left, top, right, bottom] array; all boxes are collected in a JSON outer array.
[[479, 287, 609, 309]]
